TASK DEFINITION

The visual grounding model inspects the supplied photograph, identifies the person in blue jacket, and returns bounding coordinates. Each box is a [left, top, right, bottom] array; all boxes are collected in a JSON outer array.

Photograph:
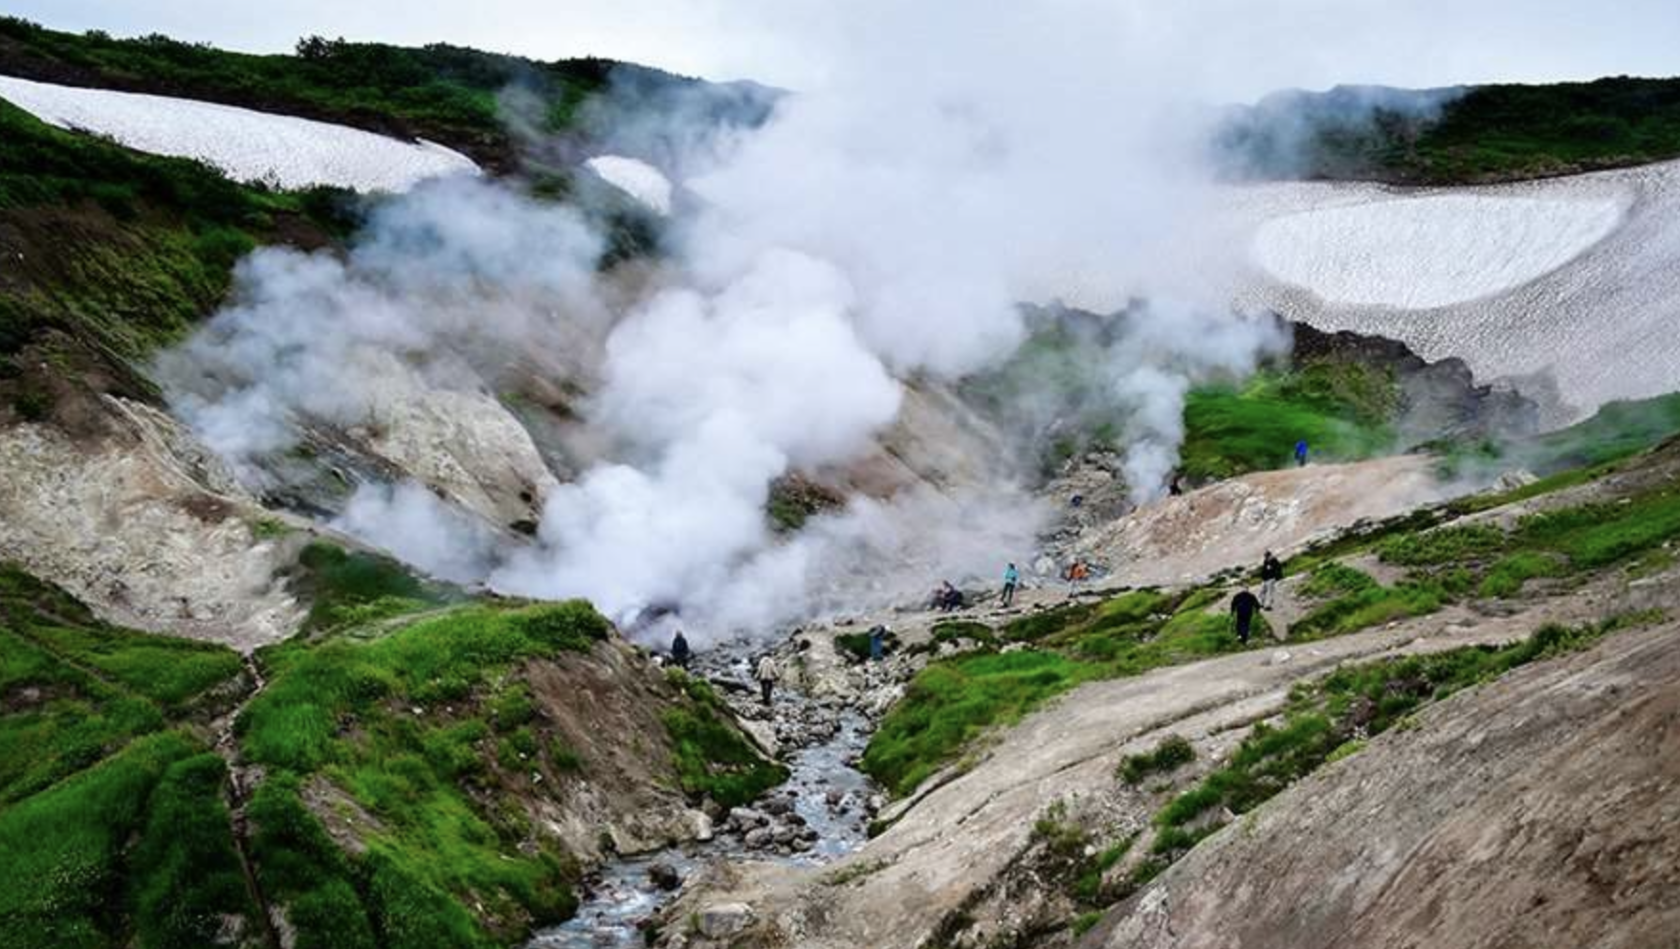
[[1001, 562, 1020, 607]]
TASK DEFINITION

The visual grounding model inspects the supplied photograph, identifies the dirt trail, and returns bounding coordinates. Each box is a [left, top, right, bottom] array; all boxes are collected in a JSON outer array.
[[669, 558, 1639, 948]]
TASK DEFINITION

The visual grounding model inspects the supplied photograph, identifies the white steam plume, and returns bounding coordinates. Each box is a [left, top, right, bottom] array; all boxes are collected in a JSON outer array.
[[160, 2, 1308, 641]]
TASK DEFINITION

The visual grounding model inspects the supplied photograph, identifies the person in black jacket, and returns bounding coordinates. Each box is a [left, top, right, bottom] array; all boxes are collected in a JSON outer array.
[[670, 630, 692, 669], [1259, 551, 1283, 610], [1230, 589, 1261, 646]]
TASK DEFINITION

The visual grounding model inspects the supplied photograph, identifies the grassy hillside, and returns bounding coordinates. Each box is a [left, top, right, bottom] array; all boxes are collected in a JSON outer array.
[[0, 547, 784, 948], [0, 565, 254, 948], [1222, 76, 1680, 184], [0, 16, 772, 171]]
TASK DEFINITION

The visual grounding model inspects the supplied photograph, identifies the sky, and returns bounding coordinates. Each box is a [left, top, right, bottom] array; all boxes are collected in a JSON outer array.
[[9, 0, 1680, 97]]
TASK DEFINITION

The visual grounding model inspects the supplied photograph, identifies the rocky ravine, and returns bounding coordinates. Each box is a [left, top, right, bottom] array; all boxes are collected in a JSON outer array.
[[659, 498, 1680, 949]]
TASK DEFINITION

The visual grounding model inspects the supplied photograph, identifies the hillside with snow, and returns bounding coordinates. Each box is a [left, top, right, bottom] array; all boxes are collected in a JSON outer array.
[[1230, 160, 1680, 422], [0, 74, 478, 191]]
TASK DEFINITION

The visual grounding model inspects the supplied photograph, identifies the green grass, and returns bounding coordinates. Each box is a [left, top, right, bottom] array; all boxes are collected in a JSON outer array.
[[663, 673, 787, 808], [1180, 361, 1398, 480], [291, 541, 453, 633], [1118, 734, 1196, 785], [246, 773, 379, 949], [0, 564, 244, 804], [0, 96, 349, 363], [0, 730, 204, 948], [235, 598, 633, 944], [128, 753, 258, 948], [865, 589, 1257, 798]]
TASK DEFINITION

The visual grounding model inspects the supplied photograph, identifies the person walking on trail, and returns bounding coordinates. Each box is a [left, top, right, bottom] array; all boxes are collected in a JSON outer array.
[[1001, 562, 1020, 607], [1230, 589, 1261, 646], [670, 629, 692, 669], [1259, 551, 1283, 610], [869, 625, 887, 661], [755, 654, 779, 705], [1294, 439, 1310, 466]]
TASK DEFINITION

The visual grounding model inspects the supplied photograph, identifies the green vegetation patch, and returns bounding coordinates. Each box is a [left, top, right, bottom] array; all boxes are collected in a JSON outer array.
[[291, 541, 455, 633], [1119, 734, 1196, 785], [0, 96, 350, 363], [1241, 77, 1680, 184], [866, 589, 1259, 798], [663, 672, 788, 808], [128, 753, 259, 949], [0, 729, 208, 948], [239, 598, 612, 944], [0, 564, 244, 804], [1180, 361, 1398, 480]]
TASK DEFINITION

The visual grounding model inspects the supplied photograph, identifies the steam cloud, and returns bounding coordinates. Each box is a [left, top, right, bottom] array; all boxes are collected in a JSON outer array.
[[158, 3, 1305, 642]]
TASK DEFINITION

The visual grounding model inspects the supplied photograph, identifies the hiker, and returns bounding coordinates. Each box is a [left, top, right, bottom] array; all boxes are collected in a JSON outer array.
[[1259, 551, 1283, 610], [1066, 560, 1090, 595], [755, 653, 779, 705], [1168, 471, 1184, 497], [1230, 588, 1261, 646], [935, 581, 964, 612], [1294, 439, 1309, 466], [1001, 562, 1020, 607], [869, 625, 887, 661], [670, 629, 692, 669]]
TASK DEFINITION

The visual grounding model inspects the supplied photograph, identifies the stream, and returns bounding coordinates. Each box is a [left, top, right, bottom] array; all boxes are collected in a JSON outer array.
[[528, 662, 878, 948]]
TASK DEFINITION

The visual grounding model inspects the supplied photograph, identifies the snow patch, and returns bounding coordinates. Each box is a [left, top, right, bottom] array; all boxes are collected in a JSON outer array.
[[585, 155, 674, 214], [1252, 193, 1624, 308], [0, 74, 477, 192]]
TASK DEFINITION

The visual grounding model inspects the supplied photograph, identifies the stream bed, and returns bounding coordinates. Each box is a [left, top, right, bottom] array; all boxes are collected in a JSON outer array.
[[529, 689, 876, 948]]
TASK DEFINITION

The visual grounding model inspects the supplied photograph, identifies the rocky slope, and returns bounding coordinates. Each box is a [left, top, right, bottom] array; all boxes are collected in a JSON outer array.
[[1081, 615, 1680, 949], [657, 436, 1680, 949]]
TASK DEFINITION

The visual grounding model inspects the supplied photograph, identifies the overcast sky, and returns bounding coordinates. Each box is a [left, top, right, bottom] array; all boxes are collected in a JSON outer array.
[[8, 1, 1679, 97]]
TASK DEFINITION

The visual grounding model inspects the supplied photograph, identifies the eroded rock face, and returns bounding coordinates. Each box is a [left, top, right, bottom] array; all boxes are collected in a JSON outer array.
[[1081, 620, 1680, 949], [0, 399, 304, 650], [524, 640, 717, 863]]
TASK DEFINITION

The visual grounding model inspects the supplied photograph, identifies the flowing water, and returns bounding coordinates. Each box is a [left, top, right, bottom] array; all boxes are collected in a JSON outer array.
[[529, 683, 876, 948]]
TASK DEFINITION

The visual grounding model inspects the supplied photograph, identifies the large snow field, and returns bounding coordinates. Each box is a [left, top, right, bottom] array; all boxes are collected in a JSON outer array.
[[1252, 193, 1625, 309], [1232, 160, 1680, 424], [584, 155, 674, 214], [0, 74, 477, 192]]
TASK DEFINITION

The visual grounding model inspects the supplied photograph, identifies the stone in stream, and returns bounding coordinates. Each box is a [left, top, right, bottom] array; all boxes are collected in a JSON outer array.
[[648, 862, 682, 891], [697, 903, 754, 938]]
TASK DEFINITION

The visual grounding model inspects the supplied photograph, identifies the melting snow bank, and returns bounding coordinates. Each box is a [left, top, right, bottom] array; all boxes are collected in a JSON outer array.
[[584, 155, 674, 214], [0, 74, 478, 192], [1253, 193, 1625, 308], [1233, 159, 1680, 424]]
